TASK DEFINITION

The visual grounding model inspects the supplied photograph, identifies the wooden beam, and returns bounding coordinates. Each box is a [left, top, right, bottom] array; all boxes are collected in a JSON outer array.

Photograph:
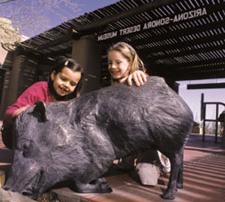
[[187, 83, 225, 89], [72, 0, 177, 36]]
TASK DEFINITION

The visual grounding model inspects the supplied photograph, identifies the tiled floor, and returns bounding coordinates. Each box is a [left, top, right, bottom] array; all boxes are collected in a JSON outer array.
[[1, 134, 225, 202]]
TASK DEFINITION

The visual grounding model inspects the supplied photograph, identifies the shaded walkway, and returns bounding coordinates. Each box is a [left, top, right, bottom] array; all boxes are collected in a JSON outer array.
[[50, 136, 225, 202]]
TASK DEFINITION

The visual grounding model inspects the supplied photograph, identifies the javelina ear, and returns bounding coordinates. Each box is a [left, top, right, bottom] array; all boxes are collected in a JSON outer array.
[[32, 102, 48, 122]]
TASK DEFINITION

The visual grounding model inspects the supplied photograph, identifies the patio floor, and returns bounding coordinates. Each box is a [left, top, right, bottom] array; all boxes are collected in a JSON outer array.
[[0, 134, 225, 202]]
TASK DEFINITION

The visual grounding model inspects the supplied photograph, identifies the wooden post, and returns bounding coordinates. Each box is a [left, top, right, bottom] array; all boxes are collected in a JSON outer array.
[[200, 93, 205, 141], [0, 50, 26, 119]]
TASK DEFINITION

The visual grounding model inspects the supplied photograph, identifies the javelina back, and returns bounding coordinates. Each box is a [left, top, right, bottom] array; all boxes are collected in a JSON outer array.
[[4, 76, 193, 200]]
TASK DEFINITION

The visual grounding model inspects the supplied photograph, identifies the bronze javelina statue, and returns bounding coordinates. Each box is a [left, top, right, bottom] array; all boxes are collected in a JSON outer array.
[[4, 76, 193, 200]]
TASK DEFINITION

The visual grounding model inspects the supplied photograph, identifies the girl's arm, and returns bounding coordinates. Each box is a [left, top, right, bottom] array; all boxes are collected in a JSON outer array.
[[127, 70, 148, 86], [4, 95, 34, 124], [4, 82, 47, 124]]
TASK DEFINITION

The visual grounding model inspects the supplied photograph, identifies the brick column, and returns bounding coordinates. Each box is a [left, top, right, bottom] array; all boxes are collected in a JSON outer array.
[[72, 35, 101, 94]]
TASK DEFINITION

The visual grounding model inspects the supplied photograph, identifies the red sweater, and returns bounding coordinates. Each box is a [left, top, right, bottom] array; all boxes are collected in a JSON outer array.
[[4, 81, 54, 121]]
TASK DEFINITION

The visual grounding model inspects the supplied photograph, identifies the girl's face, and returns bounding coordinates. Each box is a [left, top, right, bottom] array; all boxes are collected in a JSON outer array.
[[108, 50, 130, 81], [51, 67, 81, 97]]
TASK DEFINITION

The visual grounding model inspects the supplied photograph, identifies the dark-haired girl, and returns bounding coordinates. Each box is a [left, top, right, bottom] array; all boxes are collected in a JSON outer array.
[[2, 56, 83, 148]]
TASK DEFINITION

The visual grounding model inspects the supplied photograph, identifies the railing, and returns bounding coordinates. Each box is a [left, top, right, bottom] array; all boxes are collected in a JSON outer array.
[[200, 93, 225, 143]]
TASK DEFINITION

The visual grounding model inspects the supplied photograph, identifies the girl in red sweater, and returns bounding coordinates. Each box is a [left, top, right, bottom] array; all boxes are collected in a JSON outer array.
[[2, 56, 83, 148]]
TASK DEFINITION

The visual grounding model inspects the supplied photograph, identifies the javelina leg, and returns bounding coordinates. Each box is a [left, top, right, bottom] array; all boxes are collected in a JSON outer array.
[[161, 149, 183, 200], [176, 149, 184, 189], [72, 177, 112, 193]]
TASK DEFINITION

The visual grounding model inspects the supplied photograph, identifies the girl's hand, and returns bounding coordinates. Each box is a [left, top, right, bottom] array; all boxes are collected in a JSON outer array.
[[13, 105, 30, 117], [127, 70, 147, 86], [113, 158, 122, 165]]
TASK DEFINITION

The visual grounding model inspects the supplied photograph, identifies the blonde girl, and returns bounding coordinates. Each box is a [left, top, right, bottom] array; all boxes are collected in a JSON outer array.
[[108, 41, 147, 86]]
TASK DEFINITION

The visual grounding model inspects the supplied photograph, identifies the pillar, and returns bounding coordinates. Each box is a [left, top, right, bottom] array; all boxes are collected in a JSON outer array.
[[0, 51, 26, 119], [165, 78, 179, 93], [72, 35, 101, 94]]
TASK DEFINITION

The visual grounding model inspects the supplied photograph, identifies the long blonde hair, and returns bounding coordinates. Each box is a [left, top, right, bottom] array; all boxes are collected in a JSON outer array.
[[108, 42, 145, 74]]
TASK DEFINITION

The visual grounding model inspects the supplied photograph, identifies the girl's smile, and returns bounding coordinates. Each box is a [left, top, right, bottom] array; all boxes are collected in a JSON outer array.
[[108, 50, 130, 81], [51, 67, 81, 97]]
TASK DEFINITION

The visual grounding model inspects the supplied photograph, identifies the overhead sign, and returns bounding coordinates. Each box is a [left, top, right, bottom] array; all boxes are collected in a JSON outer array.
[[97, 8, 207, 41]]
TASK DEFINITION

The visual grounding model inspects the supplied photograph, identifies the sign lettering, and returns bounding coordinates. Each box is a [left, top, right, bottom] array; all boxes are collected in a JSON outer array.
[[97, 8, 207, 41]]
